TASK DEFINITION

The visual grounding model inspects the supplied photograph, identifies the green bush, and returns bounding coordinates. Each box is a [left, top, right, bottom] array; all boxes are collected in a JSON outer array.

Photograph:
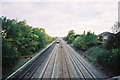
[[87, 47, 120, 72], [73, 32, 97, 50], [106, 32, 120, 49], [72, 36, 82, 49], [107, 48, 120, 71], [87, 47, 109, 64], [64, 30, 76, 44], [1, 16, 53, 76], [2, 38, 19, 67]]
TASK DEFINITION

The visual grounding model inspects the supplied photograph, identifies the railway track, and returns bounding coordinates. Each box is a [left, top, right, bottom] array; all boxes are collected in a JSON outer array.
[[38, 40, 102, 79], [39, 42, 71, 79], [6, 39, 103, 80], [6, 42, 55, 80]]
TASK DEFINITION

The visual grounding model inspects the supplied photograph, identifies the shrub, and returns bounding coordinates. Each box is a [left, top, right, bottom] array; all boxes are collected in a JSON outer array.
[[106, 32, 120, 49], [73, 32, 97, 50], [107, 48, 120, 71], [2, 38, 19, 67], [73, 36, 82, 49], [65, 30, 76, 44], [87, 47, 120, 72], [87, 47, 109, 64], [1, 16, 53, 77]]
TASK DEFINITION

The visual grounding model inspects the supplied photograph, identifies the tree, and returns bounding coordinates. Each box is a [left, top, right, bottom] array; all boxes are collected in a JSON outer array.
[[1, 16, 53, 77], [112, 22, 120, 34], [66, 30, 76, 44], [106, 22, 120, 49], [73, 31, 97, 50]]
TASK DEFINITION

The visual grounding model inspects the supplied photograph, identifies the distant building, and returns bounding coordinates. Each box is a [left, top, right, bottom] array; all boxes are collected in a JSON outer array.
[[98, 32, 114, 43]]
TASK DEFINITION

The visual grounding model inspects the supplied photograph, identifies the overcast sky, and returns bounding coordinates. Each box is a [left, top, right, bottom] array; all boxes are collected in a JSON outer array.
[[1, 0, 119, 37]]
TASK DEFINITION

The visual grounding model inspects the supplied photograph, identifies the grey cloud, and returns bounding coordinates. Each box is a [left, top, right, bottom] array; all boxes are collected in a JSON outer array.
[[2, 2, 118, 36]]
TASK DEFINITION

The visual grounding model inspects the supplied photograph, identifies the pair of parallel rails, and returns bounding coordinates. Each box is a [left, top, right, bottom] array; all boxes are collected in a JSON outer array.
[[6, 41, 100, 80]]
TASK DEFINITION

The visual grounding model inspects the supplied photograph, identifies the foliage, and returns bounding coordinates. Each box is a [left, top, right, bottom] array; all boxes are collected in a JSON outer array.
[[72, 36, 82, 49], [106, 32, 120, 49], [87, 47, 109, 64], [73, 31, 97, 50], [107, 48, 120, 71], [64, 22, 120, 75], [87, 47, 120, 72], [64, 30, 76, 44], [2, 37, 19, 67], [1, 16, 53, 76], [112, 22, 120, 34]]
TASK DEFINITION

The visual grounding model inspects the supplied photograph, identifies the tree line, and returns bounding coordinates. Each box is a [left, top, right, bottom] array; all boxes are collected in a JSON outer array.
[[64, 23, 120, 76], [64, 30, 98, 50], [1, 16, 53, 76]]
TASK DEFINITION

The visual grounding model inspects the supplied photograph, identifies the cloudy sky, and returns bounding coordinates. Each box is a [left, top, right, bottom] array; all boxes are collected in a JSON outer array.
[[1, 0, 119, 37]]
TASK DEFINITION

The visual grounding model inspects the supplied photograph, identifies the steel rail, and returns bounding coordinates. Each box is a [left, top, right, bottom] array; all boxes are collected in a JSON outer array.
[[62, 40, 96, 79], [62, 43, 85, 78], [6, 41, 55, 80], [67, 47, 93, 78], [39, 45, 57, 79], [67, 45, 97, 79]]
